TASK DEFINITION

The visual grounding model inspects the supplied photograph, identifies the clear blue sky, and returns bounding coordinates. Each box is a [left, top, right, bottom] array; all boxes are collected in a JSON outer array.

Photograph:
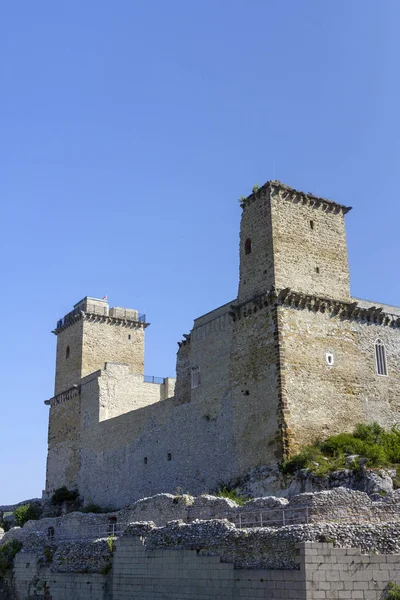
[[1, 1, 399, 504]]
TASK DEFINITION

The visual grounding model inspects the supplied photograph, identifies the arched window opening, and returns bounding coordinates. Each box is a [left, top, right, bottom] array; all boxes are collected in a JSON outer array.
[[375, 339, 388, 376], [66, 345, 70, 359], [245, 238, 252, 255]]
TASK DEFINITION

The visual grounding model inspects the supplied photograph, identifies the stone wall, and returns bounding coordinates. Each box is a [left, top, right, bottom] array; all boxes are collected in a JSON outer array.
[[7, 537, 400, 600], [237, 185, 274, 303], [4, 489, 400, 551], [46, 388, 81, 493], [238, 182, 351, 304], [81, 319, 145, 382], [46, 363, 176, 498], [280, 304, 400, 451], [55, 319, 84, 395], [269, 182, 351, 301], [12, 552, 110, 600]]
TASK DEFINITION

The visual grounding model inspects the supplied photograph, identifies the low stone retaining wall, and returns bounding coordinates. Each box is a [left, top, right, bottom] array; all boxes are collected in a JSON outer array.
[[7, 538, 400, 599], [3, 488, 400, 548]]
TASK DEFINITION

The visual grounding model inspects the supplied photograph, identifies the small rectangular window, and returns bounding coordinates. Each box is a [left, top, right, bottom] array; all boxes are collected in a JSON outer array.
[[191, 366, 201, 388], [167, 452, 172, 461], [325, 353, 334, 366], [144, 457, 148, 464], [128, 334, 131, 340], [315, 267, 320, 274], [310, 220, 314, 230]]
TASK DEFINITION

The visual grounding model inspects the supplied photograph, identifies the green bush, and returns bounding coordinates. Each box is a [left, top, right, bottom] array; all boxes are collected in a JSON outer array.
[[386, 582, 400, 600], [80, 503, 103, 514], [51, 487, 79, 505], [14, 503, 42, 527], [216, 487, 249, 506], [282, 423, 400, 476], [0, 540, 22, 576]]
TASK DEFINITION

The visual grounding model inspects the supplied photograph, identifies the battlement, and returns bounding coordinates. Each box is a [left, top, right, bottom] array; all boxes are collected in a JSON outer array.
[[54, 296, 147, 334], [240, 180, 352, 214]]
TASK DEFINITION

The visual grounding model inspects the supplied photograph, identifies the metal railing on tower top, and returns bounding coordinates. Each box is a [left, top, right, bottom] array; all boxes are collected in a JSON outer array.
[[144, 375, 165, 384]]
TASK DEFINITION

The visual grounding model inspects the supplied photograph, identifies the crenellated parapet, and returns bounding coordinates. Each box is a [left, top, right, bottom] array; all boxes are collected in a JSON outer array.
[[177, 333, 191, 348], [44, 385, 81, 407], [240, 180, 352, 215], [230, 286, 400, 327], [53, 310, 148, 335]]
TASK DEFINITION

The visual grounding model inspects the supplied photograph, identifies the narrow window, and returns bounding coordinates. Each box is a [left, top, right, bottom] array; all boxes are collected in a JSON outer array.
[[325, 353, 334, 366], [66, 345, 70, 359], [310, 220, 314, 230], [375, 339, 388, 376], [315, 267, 320, 274], [47, 527, 55, 541], [245, 238, 252, 255], [167, 452, 172, 461], [128, 334, 131, 340], [191, 366, 201, 388], [144, 457, 148, 464]]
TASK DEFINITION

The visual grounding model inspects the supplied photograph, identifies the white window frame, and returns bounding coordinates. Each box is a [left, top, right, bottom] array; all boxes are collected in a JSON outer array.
[[191, 366, 201, 388], [375, 339, 388, 376], [325, 352, 334, 367]]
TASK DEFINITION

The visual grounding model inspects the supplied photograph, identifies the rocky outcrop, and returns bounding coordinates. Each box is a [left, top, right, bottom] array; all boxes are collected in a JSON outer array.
[[234, 464, 398, 500]]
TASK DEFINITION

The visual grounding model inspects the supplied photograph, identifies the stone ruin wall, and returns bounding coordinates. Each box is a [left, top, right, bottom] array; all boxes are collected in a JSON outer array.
[[5, 488, 400, 549], [4, 489, 400, 599], [5, 527, 400, 600]]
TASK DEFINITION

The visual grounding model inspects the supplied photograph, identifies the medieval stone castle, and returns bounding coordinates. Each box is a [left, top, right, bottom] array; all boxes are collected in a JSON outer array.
[[44, 180, 400, 509]]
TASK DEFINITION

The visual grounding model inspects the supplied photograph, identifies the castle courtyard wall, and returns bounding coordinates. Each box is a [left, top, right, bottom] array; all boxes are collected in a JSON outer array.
[[73, 301, 281, 508]]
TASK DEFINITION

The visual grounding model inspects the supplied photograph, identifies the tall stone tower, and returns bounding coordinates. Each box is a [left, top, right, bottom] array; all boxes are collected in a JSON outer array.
[[45, 297, 149, 495], [233, 181, 353, 461], [238, 181, 351, 303], [53, 297, 147, 395]]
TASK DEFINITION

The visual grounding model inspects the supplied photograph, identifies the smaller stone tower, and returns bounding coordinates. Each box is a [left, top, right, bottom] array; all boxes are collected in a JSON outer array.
[[53, 296, 147, 395]]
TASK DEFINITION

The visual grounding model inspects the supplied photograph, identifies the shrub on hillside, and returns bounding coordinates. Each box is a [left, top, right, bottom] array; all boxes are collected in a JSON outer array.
[[0, 540, 22, 576], [51, 487, 79, 506], [282, 423, 400, 476], [14, 504, 42, 527]]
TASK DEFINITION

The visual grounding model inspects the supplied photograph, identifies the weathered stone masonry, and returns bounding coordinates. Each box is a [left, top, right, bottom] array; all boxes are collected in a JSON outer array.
[[44, 180, 400, 508]]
